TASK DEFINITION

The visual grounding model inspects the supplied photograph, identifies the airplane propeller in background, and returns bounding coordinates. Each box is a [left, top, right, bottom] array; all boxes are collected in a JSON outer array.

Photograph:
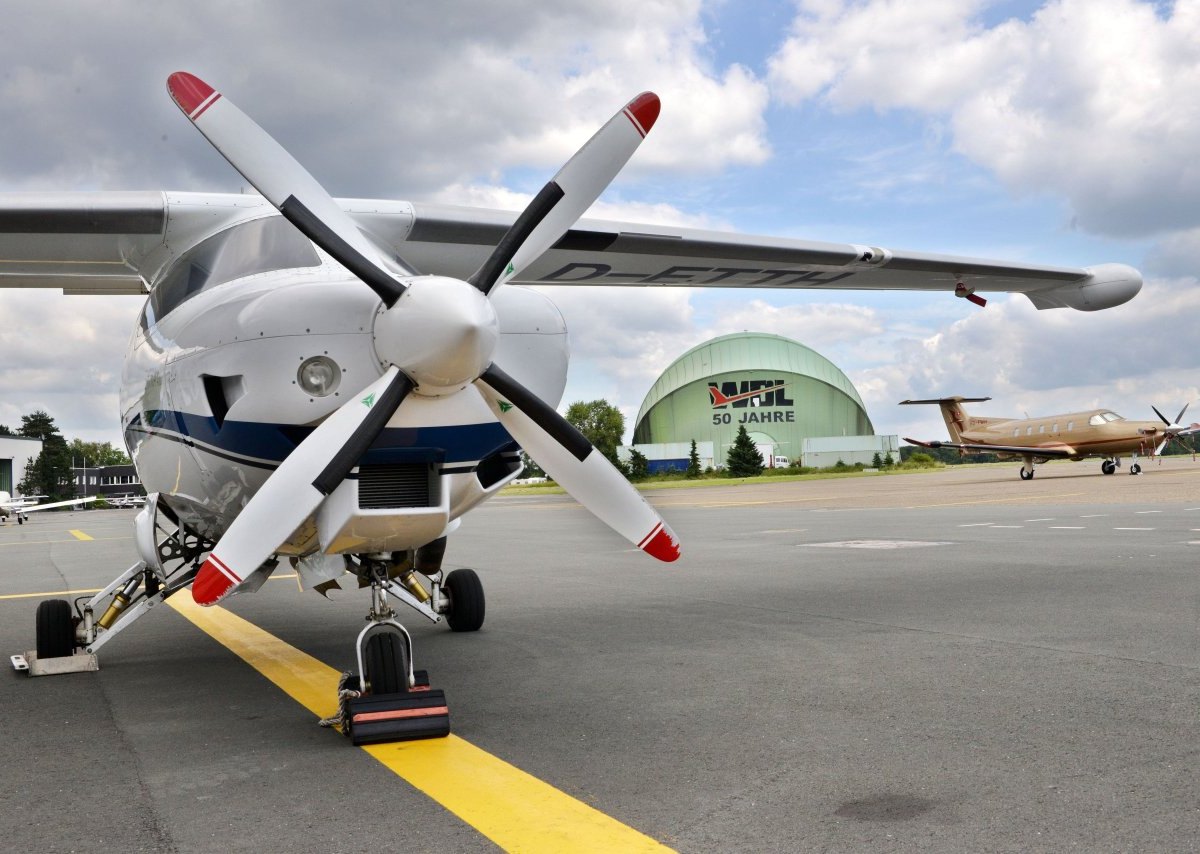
[[1150, 403, 1198, 456], [166, 72, 678, 606]]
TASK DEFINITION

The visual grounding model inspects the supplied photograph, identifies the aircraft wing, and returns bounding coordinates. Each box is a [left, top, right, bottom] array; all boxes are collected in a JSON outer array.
[[6, 495, 99, 513], [0, 192, 272, 295], [0, 192, 1142, 312], [381, 201, 1143, 312], [904, 438, 1076, 458]]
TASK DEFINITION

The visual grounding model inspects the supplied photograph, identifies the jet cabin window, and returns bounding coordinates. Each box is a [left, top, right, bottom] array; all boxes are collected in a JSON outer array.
[[1089, 414, 1105, 426], [142, 217, 320, 329]]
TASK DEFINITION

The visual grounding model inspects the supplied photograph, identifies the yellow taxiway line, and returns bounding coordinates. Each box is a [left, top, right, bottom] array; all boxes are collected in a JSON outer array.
[[68, 529, 94, 541], [0, 587, 102, 601], [167, 595, 671, 853]]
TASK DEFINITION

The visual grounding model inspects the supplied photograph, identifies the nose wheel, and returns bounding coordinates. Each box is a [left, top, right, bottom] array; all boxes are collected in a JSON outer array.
[[325, 561, 451, 745]]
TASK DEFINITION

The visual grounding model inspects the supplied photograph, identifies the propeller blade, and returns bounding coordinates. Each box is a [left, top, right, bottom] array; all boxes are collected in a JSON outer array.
[[476, 364, 679, 561], [166, 72, 413, 307], [1174, 403, 1189, 425], [192, 368, 414, 605], [468, 92, 660, 295], [1152, 405, 1171, 425]]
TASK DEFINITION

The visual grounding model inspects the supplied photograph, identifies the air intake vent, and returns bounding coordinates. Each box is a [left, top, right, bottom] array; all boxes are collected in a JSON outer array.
[[358, 464, 437, 509]]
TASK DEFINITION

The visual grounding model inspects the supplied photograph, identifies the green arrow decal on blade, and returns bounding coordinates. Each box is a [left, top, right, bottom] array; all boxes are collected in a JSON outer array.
[[362, 393, 376, 408], [498, 401, 513, 413], [504, 262, 514, 277]]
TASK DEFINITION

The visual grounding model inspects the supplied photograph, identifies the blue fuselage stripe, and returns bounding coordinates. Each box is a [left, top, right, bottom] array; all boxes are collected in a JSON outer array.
[[128, 410, 515, 466]]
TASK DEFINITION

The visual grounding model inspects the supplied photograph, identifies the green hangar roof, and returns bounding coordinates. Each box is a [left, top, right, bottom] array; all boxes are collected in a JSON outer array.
[[634, 332, 868, 428]]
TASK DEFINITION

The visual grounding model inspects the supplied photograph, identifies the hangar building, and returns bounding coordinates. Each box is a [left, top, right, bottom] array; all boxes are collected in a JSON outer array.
[[630, 332, 878, 469]]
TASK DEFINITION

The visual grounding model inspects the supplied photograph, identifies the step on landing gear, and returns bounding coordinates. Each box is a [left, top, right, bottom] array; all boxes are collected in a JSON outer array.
[[327, 562, 450, 745]]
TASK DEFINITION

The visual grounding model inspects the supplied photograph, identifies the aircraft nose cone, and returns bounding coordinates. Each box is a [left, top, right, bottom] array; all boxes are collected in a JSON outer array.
[[372, 276, 499, 392]]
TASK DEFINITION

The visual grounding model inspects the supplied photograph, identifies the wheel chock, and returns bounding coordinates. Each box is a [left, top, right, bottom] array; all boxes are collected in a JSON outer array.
[[345, 687, 450, 745]]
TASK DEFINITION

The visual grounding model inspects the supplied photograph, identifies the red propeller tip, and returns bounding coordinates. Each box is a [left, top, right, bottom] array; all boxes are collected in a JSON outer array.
[[167, 72, 219, 119], [640, 522, 681, 562], [191, 556, 239, 606], [624, 92, 661, 138]]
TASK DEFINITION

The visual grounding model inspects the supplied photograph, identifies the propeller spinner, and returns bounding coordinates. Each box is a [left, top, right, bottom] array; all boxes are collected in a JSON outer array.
[[166, 72, 678, 606]]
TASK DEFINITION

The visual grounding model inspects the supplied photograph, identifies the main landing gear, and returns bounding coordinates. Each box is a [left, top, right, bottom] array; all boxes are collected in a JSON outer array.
[[1019, 465, 1035, 480], [1100, 457, 1141, 475]]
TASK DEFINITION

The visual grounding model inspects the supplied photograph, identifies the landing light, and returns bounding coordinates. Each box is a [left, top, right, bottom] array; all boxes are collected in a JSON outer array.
[[298, 356, 341, 397]]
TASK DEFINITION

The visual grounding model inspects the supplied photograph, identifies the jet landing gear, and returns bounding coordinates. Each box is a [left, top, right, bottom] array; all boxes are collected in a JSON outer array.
[[332, 558, 451, 745]]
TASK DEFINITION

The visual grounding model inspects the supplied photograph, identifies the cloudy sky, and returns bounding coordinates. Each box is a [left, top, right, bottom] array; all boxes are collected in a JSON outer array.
[[2, 0, 1198, 450]]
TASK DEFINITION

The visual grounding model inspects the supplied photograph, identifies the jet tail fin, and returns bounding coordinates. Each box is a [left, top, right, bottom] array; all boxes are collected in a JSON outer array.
[[899, 396, 992, 443]]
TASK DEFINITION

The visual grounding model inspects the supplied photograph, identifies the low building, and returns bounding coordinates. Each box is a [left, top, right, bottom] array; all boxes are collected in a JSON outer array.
[[0, 435, 43, 495], [801, 435, 900, 468], [617, 441, 715, 474], [71, 463, 145, 502]]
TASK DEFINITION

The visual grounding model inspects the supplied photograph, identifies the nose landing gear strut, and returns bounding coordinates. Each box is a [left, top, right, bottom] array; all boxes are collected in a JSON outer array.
[[325, 557, 450, 745]]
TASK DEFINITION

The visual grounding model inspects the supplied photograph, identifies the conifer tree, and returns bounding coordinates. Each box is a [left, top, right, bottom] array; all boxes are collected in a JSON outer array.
[[686, 439, 701, 479], [725, 425, 764, 477]]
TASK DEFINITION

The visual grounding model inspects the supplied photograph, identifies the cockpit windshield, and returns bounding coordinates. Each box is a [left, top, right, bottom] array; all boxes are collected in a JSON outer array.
[[1102, 411, 1123, 422], [1089, 411, 1124, 426], [142, 216, 320, 329]]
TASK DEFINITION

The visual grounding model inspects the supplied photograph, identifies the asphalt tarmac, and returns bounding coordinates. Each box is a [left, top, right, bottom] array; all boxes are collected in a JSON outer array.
[[2, 457, 1199, 852]]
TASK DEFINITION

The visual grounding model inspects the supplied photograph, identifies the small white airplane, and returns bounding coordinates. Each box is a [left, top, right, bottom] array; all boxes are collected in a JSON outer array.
[[0, 491, 97, 524], [0, 73, 1144, 742]]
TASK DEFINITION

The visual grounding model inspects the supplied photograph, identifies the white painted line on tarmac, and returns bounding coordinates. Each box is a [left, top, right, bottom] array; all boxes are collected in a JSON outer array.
[[1025, 518, 1054, 522], [1079, 514, 1108, 518], [991, 525, 1024, 529], [958, 522, 994, 527], [1114, 527, 1155, 531], [1136, 510, 1163, 514], [1049, 526, 1085, 530]]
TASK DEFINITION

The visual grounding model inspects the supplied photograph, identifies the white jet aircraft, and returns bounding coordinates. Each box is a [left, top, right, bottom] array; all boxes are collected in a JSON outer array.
[[0, 491, 97, 524], [0, 73, 1143, 742]]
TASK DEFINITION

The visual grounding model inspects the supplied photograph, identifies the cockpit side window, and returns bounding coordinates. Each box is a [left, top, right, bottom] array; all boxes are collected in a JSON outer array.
[[1088, 414, 1105, 426], [141, 216, 320, 330], [1102, 411, 1123, 422]]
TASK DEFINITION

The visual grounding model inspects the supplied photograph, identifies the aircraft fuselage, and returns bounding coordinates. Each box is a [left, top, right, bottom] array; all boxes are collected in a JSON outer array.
[[119, 217, 569, 553]]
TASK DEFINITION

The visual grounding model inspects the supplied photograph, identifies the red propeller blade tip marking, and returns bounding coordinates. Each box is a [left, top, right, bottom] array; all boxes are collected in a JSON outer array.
[[167, 72, 219, 119], [624, 92, 661, 138], [191, 557, 237, 606], [640, 523, 681, 562]]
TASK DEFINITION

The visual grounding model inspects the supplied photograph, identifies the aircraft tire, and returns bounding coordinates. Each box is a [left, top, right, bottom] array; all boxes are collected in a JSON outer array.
[[364, 632, 407, 695], [1130, 464, 1141, 475], [1019, 467, 1034, 481], [444, 568, 485, 633], [1102, 460, 1116, 475], [35, 599, 74, 659]]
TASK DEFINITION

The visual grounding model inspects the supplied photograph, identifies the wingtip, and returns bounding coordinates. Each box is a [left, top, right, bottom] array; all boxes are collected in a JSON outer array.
[[167, 71, 219, 118], [624, 92, 661, 138]]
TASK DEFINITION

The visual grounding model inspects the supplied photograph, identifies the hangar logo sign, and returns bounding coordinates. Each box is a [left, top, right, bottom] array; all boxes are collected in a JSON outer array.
[[708, 380, 795, 424]]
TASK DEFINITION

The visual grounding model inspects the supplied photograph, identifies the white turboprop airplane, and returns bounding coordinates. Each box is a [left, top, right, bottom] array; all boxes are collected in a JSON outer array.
[[0, 73, 1144, 742], [0, 491, 97, 524]]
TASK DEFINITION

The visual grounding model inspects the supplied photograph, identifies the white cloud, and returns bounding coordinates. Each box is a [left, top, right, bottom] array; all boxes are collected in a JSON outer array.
[[0, 1, 770, 198], [0, 291, 142, 445], [768, 0, 1200, 239]]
